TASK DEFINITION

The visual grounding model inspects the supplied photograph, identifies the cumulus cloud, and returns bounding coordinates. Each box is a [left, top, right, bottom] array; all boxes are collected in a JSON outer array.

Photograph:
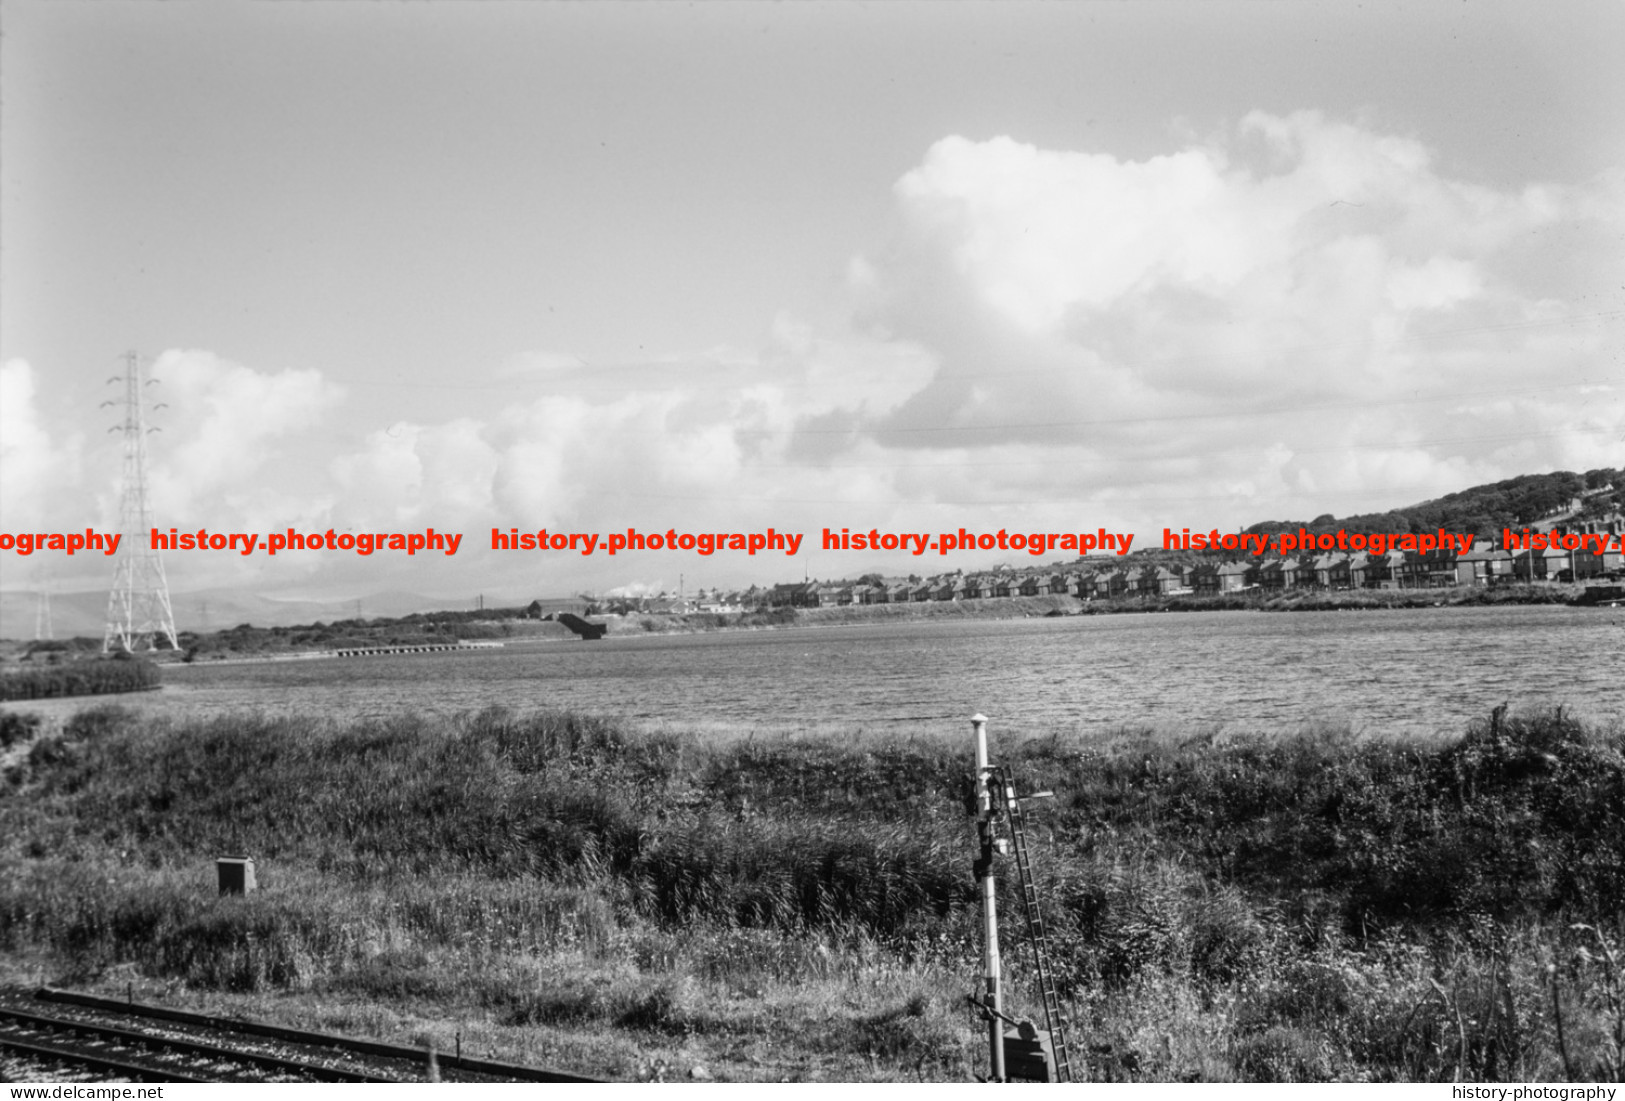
[[148, 349, 346, 523], [893, 134, 1257, 330], [13, 110, 1615, 605], [883, 114, 1587, 384], [848, 111, 1624, 530], [332, 418, 499, 527], [292, 112, 1620, 592], [0, 359, 82, 532]]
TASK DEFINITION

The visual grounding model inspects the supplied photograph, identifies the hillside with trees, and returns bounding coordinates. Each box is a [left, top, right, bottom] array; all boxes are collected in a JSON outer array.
[[1244, 467, 1620, 541]]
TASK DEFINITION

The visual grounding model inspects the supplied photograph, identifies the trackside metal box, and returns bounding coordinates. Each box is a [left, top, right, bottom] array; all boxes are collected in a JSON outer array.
[[216, 856, 256, 896], [1003, 1028, 1057, 1082]]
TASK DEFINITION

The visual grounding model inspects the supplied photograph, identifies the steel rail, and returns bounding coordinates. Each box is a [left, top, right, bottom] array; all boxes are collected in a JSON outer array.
[[0, 1028, 211, 1083], [1, 1005, 391, 1083], [35, 987, 602, 1083]]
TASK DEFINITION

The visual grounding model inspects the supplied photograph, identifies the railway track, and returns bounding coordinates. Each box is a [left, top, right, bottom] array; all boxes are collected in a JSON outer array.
[[0, 1004, 390, 1083], [1, 988, 600, 1083]]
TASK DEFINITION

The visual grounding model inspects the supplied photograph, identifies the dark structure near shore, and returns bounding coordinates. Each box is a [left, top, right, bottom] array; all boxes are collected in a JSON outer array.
[[556, 612, 607, 640]]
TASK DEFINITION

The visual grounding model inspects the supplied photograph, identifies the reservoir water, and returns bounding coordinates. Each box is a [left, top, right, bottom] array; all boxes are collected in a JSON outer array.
[[94, 603, 1625, 740]]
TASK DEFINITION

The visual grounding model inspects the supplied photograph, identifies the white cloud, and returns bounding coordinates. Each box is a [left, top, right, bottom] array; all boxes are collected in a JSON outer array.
[[190, 113, 1620, 599], [148, 349, 346, 522], [15, 111, 1615, 606], [294, 108, 1619, 593], [0, 359, 82, 532], [332, 418, 499, 527], [496, 350, 589, 378], [857, 111, 1624, 531]]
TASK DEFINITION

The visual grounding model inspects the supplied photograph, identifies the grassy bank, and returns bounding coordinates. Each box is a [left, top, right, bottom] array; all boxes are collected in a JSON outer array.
[[172, 615, 568, 661], [2, 704, 1621, 1081], [1196, 583, 1583, 613], [609, 596, 1075, 634]]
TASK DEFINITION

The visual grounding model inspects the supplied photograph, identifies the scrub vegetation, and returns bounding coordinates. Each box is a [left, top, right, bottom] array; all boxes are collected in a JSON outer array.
[[1, 703, 1621, 1082], [174, 612, 545, 660], [0, 653, 160, 702]]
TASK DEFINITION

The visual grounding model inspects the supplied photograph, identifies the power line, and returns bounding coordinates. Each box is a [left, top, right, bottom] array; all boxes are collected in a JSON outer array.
[[744, 425, 1620, 471], [754, 379, 1621, 436], [331, 309, 1625, 393], [590, 483, 1532, 510]]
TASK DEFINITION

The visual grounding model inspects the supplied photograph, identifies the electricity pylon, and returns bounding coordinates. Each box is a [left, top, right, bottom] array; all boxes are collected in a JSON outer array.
[[34, 587, 53, 641], [103, 351, 178, 652]]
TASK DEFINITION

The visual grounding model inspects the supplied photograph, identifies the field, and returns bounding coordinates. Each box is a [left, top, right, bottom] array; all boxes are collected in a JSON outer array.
[[2, 699, 1622, 1083]]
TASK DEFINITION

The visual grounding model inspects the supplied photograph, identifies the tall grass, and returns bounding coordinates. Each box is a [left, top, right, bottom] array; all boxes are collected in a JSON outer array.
[[0, 655, 160, 701], [2, 701, 1621, 1081]]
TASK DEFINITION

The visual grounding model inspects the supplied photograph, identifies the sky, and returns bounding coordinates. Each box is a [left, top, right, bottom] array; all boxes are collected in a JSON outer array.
[[2, 0, 1623, 620]]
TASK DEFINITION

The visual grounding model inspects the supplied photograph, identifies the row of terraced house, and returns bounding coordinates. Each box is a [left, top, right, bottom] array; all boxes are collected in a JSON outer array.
[[710, 512, 1625, 610], [642, 512, 1625, 614]]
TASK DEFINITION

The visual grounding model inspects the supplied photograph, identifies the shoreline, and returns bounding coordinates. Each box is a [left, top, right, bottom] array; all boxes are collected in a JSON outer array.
[[597, 582, 1592, 638], [0, 582, 1603, 667]]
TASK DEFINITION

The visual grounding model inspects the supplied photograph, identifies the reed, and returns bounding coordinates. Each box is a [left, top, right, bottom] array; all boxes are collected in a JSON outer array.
[[0, 655, 160, 701]]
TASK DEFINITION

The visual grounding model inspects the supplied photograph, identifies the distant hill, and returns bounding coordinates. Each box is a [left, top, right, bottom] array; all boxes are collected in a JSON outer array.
[[1244, 467, 1621, 540], [0, 587, 503, 642]]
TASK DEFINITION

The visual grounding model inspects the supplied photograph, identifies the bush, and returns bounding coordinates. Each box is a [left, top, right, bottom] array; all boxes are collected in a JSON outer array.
[[0, 711, 41, 748]]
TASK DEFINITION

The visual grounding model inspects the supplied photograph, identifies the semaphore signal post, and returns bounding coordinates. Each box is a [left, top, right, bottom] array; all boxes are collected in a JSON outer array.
[[971, 713, 1007, 1081], [968, 712, 1073, 1083]]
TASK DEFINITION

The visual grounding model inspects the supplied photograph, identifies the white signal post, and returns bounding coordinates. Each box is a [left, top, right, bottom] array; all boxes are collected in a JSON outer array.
[[972, 712, 1005, 1081]]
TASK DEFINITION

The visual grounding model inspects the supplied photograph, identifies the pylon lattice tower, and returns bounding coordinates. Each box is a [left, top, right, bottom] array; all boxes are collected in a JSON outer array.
[[35, 586, 53, 641], [103, 351, 179, 652]]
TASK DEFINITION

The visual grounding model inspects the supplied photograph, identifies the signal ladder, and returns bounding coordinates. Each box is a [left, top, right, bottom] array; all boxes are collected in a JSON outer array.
[[986, 764, 1073, 1082]]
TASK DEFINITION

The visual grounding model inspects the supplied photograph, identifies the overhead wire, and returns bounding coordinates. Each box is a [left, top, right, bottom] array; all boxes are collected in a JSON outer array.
[[331, 308, 1624, 396]]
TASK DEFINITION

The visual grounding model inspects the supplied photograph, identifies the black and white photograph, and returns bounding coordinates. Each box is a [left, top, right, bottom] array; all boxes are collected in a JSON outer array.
[[2, 0, 1623, 1088]]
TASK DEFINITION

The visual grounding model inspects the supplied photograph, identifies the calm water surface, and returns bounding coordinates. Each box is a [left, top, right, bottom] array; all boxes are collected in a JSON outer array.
[[73, 604, 1625, 739]]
